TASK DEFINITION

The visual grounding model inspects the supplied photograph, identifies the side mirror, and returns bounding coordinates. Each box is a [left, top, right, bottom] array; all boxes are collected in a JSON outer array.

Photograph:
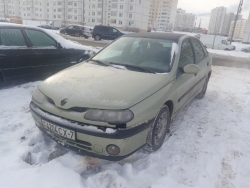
[[57, 42, 62, 49], [183, 64, 200, 74], [89, 51, 95, 57]]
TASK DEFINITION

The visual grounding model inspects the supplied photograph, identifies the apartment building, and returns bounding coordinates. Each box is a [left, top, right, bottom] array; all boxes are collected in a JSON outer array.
[[208, 6, 227, 35], [221, 12, 235, 36], [84, 0, 151, 31], [228, 19, 247, 39], [242, 12, 250, 43], [149, 0, 178, 31], [174, 8, 195, 31], [0, 0, 84, 25]]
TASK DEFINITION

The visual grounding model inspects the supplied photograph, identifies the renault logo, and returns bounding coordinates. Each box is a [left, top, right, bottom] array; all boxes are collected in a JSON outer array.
[[61, 98, 68, 106]]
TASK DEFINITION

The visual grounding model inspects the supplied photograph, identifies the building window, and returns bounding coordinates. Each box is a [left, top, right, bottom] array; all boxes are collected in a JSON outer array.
[[58, 2, 62, 5], [111, 12, 117, 16], [74, 9, 77, 13], [111, 19, 116, 23], [97, 11, 102, 15], [129, 14, 132, 18], [119, 21, 122, 25], [68, 2, 73, 6], [92, 4, 95, 8], [74, 2, 77, 6], [130, 6, 133, 10], [92, 19, 95, 22], [120, 5, 123, 9], [112, 4, 117, 8], [58, 15, 61, 18], [74, 16, 77, 20], [92, 12, 95, 16], [119, 13, 123, 17], [98, 4, 102, 8]]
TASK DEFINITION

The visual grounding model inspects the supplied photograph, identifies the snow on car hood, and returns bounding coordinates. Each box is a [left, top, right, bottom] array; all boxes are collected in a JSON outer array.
[[38, 63, 172, 110], [44, 30, 98, 53]]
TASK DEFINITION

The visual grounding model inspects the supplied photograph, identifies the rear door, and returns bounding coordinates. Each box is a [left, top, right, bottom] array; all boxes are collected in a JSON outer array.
[[0, 28, 34, 83], [65, 25, 74, 35], [174, 38, 198, 112], [23, 29, 69, 77]]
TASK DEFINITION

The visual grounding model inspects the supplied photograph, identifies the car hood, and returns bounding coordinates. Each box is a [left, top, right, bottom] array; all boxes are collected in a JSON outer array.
[[38, 63, 173, 110]]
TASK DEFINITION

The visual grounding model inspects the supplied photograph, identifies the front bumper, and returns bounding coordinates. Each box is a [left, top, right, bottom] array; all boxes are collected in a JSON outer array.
[[30, 102, 152, 161]]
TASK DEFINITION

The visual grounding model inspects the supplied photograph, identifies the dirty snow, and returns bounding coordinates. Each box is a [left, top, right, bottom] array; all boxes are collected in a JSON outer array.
[[0, 66, 250, 188]]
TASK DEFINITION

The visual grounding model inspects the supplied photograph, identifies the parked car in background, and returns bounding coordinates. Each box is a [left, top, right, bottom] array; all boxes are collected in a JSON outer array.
[[0, 23, 96, 85], [241, 47, 250, 52], [92, 25, 124, 40], [60, 25, 89, 38], [199, 35, 235, 50], [37, 25, 59, 30], [30, 33, 212, 161]]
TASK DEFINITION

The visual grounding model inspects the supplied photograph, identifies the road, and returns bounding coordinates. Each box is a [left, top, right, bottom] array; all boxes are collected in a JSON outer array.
[[62, 34, 250, 69]]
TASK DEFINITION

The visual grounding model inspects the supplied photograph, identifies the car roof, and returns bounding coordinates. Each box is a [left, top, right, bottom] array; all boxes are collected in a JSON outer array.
[[0, 22, 43, 30], [123, 32, 186, 42]]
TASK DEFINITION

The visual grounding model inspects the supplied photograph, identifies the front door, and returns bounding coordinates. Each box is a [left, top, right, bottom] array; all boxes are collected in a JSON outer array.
[[174, 39, 197, 112], [0, 28, 34, 83], [24, 29, 69, 78]]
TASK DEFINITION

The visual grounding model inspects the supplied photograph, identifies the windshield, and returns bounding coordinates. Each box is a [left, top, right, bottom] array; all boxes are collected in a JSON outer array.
[[91, 37, 176, 73], [222, 40, 229, 45]]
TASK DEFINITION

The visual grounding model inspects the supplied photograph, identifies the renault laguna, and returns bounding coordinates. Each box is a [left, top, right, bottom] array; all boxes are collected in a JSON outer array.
[[30, 33, 212, 161]]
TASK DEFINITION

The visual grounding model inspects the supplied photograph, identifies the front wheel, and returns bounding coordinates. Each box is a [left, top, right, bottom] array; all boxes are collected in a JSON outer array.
[[75, 32, 80, 37], [144, 105, 171, 152], [94, 35, 101, 41]]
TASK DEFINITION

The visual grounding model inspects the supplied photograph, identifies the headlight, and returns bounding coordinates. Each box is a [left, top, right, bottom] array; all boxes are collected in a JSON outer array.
[[32, 88, 44, 104], [84, 109, 134, 124]]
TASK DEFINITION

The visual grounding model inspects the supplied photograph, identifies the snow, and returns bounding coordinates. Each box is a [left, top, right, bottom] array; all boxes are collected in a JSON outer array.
[[0, 66, 250, 188]]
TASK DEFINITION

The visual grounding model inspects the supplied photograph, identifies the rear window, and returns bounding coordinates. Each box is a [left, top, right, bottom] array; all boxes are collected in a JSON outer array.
[[0, 28, 26, 46]]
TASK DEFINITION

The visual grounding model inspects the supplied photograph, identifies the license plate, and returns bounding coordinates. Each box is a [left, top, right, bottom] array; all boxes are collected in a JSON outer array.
[[41, 119, 75, 140]]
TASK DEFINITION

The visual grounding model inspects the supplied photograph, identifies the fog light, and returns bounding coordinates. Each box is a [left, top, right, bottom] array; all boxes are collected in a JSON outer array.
[[106, 145, 120, 156]]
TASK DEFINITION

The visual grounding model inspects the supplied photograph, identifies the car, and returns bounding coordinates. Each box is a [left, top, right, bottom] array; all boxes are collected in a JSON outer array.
[[37, 25, 58, 30], [92, 25, 124, 40], [30, 33, 212, 161], [241, 47, 250, 52], [60, 25, 89, 38], [0, 23, 96, 85]]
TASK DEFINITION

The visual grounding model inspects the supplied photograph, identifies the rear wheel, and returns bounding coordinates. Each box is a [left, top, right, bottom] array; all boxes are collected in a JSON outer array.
[[144, 105, 171, 152], [60, 30, 65, 34], [75, 32, 80, 37], [196, 77, 208, 99], [94, 35, 101, 41]]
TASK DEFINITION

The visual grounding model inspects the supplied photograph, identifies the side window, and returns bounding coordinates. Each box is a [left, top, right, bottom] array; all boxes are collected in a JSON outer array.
[[179, 40, 195, 68], [73, 26, 80, 30], [111, 28, 118, 33], [67, 26, 74, 29], [0, 28, 26, 46], [190, 38, 205, 63], [24, 29, 57, 47], [103, 27, 110, 33]]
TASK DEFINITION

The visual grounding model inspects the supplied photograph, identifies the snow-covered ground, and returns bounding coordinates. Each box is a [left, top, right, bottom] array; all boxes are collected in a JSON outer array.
[[0, 66, 250, 188]]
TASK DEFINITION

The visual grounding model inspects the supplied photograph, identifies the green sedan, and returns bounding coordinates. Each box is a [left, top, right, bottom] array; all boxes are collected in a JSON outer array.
[[30, 33, 212, 161]]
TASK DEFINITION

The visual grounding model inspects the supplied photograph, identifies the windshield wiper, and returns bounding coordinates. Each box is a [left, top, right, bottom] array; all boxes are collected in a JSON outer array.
[[88, 59, 109, 66], [109, 63, 156, 74]]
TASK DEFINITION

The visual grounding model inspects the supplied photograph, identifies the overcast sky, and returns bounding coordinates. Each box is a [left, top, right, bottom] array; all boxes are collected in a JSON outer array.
[[177, 0, 250, 29]]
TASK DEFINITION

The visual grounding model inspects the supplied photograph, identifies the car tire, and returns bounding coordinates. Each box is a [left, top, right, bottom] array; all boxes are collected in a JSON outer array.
[[196, 77, 209, 99], [75, 32, 80, 37], [60, 30, 65, 34], [243, 49, 248, 52], [94, 35, 101, 41], [225, 48, 230, 51], [144, 105, 171, 152]]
